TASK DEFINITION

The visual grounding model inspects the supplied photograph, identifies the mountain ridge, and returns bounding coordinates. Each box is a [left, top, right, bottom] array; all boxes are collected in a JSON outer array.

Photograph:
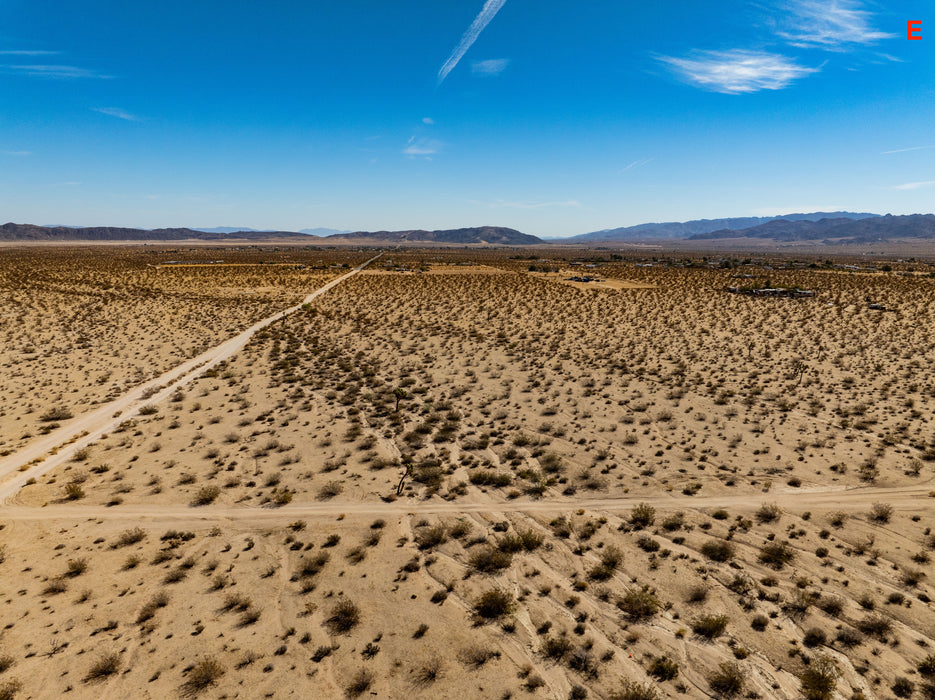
[[689, 214, 935, 243], [568, 212, 879, 241]]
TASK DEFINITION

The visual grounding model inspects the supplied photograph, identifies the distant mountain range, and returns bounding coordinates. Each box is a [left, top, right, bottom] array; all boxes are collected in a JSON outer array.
[[330, 226, 540, 245], [0, 223, 541, 245], [5, 215, 935, 246], [568, 212, 879, 242], [193, 227, 352, 236], [689, 214, 935, 244], [0, 223, 309, 241]]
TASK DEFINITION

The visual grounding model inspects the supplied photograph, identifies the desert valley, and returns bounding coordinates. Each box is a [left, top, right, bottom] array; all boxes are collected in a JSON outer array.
[[1, 243, 935, 699]]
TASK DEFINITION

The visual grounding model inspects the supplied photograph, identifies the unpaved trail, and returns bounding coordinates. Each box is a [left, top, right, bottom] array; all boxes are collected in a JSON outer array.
[[0, 253, 381, 502], [3, 480, 932, 525]]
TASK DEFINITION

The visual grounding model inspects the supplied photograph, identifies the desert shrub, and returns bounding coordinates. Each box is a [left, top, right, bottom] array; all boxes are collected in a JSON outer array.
[[473, 589, 514, 619], [816, 595, 843, 617], [902, 568, 926, 587], [111, 527, 146, 548], [856, 613, 892, 639], [542, 635, 573, 661], [758, 541, 794, 569], [136, 591, 170, 623], [138, 404, 158, 415], [345, 669, 373, 698], [42, 578, 67, 595], [64, 482, 85, 500], [700, 539, 734, 562], [692, 614, 729, 639], [469, 471, 512, 487], [517, 529, 544, 551], [629, 503, 656, 529], [84, 653, 121, 682], [40, 406, 72, 421], [0, 656, 12, 673], [609, 680, 659, 700], [469, 547, 512, 573], [636, 536, 660, 553], [413, 656, 443, 685], [647, 655, 679, 680], [869, 502, 893, 523], [459, 645, 500, 668], [834, 627, 864, 647], [892, 677, 915, 698], [317, 480, 343, 499], [65, 558, 88, 577], [0, 680, 20, 700], [415, 524, 448, 550], [799, 655, 838, 700], [191, 485, 220, 506], [661, 512, 684, 531], [708, 661, 744, 697], [802, 627, 827, 647], [685, 584, 708, 604], [750, 614, 769, 631], [755, 503, 782, 523], [617, 588, 660, 620], [325, 599, 360, 634], [181, 657, 225, 698], [919, 654, 935, 676]]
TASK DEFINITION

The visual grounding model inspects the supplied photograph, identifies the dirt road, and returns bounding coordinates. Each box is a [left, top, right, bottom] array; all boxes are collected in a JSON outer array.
[[0, 253, 381, 502], [3, 480, 931, 526]]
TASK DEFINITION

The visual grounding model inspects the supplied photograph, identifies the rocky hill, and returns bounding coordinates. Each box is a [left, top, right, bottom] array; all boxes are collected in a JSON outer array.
[[0, 223, 308, 241], [689, 213, 935, 243], [566, 212, 878, 242]]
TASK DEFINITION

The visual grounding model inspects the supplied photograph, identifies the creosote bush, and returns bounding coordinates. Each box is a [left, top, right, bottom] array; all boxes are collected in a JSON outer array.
[[181, 657, 225, 698], [473, 589, 514, 619], [324, 599, 361, 634]]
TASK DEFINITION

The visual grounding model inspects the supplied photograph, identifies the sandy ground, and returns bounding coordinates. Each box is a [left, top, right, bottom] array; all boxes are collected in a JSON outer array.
[[2, 248, 935, 699]]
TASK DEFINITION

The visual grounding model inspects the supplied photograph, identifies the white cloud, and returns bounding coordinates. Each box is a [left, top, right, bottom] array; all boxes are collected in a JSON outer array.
[[0, 64, 112, 79], [658, 49, 818, 93], [891, 180, 935, 191], [422, 117, 434, 125], [1, 150, 31, 157], [0, 50, 59, 56], [93, 107, 139, 121], [437, 0, 508, 85], [777, 0, 895, 49], [403, 138, 443, 156], [471, 58, 510, 76], [882, 145, 935, 155], [618, 158, 653, 173]]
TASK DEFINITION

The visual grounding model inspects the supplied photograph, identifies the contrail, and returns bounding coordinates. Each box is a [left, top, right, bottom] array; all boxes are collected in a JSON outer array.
[[437, 0, 507, 85]]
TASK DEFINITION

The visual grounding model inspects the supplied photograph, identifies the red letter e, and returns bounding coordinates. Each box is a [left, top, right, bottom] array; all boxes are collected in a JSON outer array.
[[908, 20, 922, 40]]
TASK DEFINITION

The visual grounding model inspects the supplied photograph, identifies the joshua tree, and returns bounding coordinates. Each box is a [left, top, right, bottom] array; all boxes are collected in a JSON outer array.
[[396, 462, 413, 496], [393, 387, 408, 413]]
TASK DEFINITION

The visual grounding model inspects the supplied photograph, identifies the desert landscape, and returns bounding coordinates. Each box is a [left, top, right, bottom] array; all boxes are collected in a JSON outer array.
[[1, 245, 934, 699]]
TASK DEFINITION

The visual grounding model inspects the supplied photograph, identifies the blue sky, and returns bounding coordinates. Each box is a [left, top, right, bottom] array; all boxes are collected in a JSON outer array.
[[0, 0, 932, 237]]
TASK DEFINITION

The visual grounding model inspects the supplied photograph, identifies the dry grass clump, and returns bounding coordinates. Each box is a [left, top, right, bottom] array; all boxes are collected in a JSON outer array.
[[616, 588, 660, 620], [708, 661, 744, 697], [468, 546, 512, 573], [473, 589, 514, 619], [111, 527, 147, 549], [324, 599, 360, 634], [344, 669, 373, 698], [191, 485, 220, 506], [0, 681, 21, 700], [180, 657, 225, 698], [84, 652, 121, 682]]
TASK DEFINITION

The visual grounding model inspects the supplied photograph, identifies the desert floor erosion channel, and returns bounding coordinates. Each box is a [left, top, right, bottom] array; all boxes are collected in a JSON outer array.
[[2, 246, 935, 700]]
